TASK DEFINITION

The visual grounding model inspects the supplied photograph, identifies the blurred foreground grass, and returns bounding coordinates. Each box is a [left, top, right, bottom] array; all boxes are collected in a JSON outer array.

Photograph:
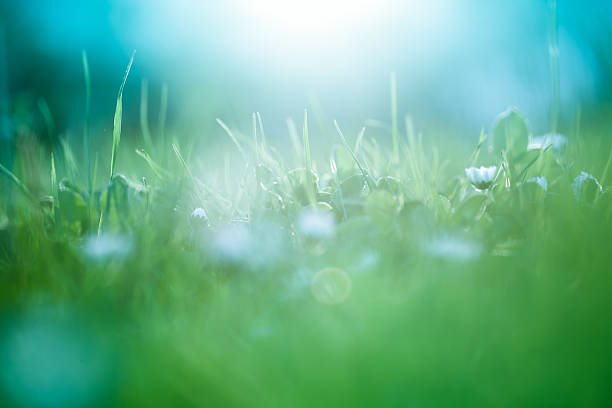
[[1, 61, 612, 407]]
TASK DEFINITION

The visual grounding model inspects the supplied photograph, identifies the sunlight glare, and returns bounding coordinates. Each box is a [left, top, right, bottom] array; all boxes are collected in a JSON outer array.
[[237, 0, 391, 56]]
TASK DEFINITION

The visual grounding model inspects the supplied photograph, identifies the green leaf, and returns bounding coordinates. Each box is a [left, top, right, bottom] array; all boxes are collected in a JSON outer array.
[[491, 107, 529, 157], [286, 168, 319, 206], [365, 190, 399, 228], [109, 51, 135, 180]]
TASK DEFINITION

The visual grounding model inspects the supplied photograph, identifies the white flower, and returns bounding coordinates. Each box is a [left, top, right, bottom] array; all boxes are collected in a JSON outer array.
[[526, 176, 548, 192], [190, 207, 209, 227], [205, 219, 287, 268], [571, 171, 602, 201], [426, 235, 482, 262], [83, 234, 133, 261], [209, 223, 252, 263], [465, 166, 497, 190], [528, 133, 568, 152], [296, 208, 335, 239], [191, 207, 208, 220]]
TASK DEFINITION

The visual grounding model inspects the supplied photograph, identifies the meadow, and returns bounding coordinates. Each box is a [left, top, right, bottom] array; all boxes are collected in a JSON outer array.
[[0, 46, 611, 406], [0, 2, 612, 394]]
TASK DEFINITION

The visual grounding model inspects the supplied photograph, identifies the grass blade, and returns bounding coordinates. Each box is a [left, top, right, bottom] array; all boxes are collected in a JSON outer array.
[[216, 118, 247, 160], [303, 109, 316, 204], [599, 147, 612, 187], [330, 153, 347, 221], [136, 149, 168, 179], [390, 71, 399, 164], [468, 128, 487, 167], [333, 119, 373, 188], [252, 112, 260, 164], [82, 51, 92, 193], [286, 118, 302, 166], [256, 112, 267, 155], [353, 126, 366, 156], [303, 109, 312, 174], [0, 162, 34, 202], [109, 51, 135, 181], [51, 151, 57, 197], [61, 138, 79, 181]]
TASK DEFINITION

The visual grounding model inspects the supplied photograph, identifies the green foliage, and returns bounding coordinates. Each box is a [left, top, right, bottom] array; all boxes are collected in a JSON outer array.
[[491, 107, 529, 158], [1, 66, 612, 407]]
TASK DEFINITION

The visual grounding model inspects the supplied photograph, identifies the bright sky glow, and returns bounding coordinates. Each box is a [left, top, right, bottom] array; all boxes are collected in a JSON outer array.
[[235, 0, 392, 65], [239, 0, 385, 33]]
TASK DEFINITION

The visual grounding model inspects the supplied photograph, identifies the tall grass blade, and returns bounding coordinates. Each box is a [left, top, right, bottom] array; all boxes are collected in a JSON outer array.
[[92, 152, 99, 197], [172, 142, 208, 205], [303, 109, 312, 174], [61, 138, 79, 181], [172, 142, 194, 180], [252, 112, 260, 163], [136, 149, 168, 179], [286, 118, 302, 166], [50, 152, 57, 197], [82, 51, 92, 193], [303, 109, 316, 204], [109, 51, 135, 180], [390, 71, 399, 164], [353, 126, 366, 156], [334, 120, 371, 187], [216, 118, 247, 160], [330, 154, 347, 221], [469, 128, 487, 167], [599, 148, 612, 187], [517, 145, 551, 182], [0, 162, 34, 202], [256, 112, 267, 155]]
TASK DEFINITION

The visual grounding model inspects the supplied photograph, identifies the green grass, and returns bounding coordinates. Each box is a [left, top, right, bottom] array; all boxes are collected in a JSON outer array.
[[1, 63, 612, 407]]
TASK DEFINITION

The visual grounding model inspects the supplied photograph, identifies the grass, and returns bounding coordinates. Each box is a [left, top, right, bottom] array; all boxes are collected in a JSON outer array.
[[0, 61, 612, 407]]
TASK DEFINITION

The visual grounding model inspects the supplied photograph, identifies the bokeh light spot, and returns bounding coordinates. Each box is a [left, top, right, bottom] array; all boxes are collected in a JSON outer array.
[[311, 267, 352, 305]]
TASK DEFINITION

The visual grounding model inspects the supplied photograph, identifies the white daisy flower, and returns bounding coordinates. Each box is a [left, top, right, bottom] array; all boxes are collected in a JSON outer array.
[[190, 207, 209, 227], [209, 223, 252, 263], [83, 234, 133, 261], [191, 207, 208, 220], [528, 133, 568, 152], [571, 171, 602, 201], [526, 176, 548, 192], [296, 208, 335, 239], [465, 166, 497, 190], [426, 234, 482, 262]]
